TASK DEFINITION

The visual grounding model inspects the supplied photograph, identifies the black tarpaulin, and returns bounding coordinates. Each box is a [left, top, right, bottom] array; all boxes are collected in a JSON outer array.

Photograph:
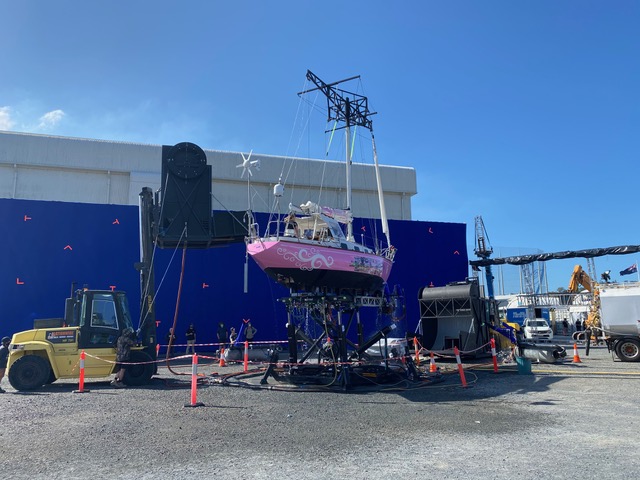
[[469, 245, 640, 267]]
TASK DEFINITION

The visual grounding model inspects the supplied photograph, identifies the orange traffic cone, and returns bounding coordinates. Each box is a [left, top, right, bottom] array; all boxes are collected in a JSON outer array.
[[572, 343, 582, 363], [429, 352, 438, 373], [219, 347, 226, 367]]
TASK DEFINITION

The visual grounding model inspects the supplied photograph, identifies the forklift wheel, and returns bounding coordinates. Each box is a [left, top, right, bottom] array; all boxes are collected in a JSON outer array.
[[123, 350, 154, 386], [8, 355, 51, 391]]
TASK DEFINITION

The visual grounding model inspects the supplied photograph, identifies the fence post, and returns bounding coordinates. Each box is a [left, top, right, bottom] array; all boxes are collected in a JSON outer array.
[[490, 338, 499, 373], [454, 346, 468, 388], [73, 350, 90, 393], [244, 341, 249, 373], [184, 354, 204, 408]]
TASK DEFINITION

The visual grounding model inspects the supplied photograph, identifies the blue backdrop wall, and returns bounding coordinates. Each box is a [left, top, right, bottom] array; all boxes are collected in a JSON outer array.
[[1, 198, 468, 346]]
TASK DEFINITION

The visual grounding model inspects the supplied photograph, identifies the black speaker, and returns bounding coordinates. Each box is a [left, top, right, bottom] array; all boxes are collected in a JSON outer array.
[[158, 142, 213, 248]]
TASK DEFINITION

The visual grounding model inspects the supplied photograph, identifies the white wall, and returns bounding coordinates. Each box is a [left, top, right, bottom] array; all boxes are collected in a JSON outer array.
[[0, 131, 416, 220]]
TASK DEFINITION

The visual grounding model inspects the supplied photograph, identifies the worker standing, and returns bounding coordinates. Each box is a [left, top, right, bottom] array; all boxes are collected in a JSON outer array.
[[229, 327, 238, 345], [165, 328, 176, 357], [0, 336, 10, 393], [112, 328, 136, 388], [185, 324, 197, 354], [216, 322, 228, 351], [245, 321, 257, 345]]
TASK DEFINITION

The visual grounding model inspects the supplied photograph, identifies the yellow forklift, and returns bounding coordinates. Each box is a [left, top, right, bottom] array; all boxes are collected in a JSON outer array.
[[7, 288, 156, 391]]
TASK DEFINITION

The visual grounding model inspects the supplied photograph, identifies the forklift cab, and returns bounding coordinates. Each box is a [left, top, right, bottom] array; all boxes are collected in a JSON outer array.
[[67, 290, 135, 349]]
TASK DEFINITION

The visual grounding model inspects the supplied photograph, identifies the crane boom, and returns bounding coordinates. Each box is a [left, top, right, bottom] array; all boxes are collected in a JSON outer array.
[[474, 216, 495, 298], [568, 265, 593, 293]]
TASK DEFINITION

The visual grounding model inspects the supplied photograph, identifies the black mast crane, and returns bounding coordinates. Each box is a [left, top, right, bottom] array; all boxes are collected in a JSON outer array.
[[298, 70, 375, 131], [298, 70, 377, 242]]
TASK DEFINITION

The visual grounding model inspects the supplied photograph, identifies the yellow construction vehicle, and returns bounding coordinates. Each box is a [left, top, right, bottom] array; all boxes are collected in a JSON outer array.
[[567, 265, 601, 330], [7, 288, 155, 391], [568, 265, 593, 293]]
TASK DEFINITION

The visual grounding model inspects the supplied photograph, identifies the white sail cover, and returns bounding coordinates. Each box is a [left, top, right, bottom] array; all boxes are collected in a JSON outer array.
[[300, 201, 352, 224]]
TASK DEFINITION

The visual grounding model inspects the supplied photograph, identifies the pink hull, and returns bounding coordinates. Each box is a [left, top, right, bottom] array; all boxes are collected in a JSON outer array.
[[247, 239, 392, 292]]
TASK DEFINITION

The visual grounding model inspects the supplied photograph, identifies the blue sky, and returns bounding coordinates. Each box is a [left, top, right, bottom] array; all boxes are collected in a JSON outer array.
[[1, 1, 639, 292]]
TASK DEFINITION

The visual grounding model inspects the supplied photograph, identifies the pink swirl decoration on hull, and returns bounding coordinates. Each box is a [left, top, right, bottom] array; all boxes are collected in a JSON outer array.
[[277, 246, 335, 271]]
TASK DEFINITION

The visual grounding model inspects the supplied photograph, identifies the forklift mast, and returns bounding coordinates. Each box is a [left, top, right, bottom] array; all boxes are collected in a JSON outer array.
[[137, 186, 158, 360]]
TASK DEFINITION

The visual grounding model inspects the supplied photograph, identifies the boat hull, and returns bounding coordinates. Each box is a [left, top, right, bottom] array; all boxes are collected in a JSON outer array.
[[247, 239, 392, 293]]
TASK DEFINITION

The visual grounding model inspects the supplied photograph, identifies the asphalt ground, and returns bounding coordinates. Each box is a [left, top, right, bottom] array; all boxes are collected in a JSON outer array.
[[1, 341, 639, 480]]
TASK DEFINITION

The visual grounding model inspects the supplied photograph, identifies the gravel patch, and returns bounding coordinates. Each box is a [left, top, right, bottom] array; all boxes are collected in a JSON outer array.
[[1, 345, 639, 479]]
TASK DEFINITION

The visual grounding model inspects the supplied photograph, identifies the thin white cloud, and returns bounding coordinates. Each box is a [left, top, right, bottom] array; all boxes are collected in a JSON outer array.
[[0, 106, 16, 130], [37, 109, 65, 130]]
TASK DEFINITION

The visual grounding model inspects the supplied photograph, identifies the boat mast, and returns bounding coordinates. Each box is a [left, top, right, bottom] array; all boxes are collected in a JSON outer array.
[[299, 70, 376, 243], [371, 133, 391, 249], [344, 97, 353, 241]]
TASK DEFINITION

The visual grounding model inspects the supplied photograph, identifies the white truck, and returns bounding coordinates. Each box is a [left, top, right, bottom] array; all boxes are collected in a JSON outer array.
[[598, 283, 640, 362], [522, 318, 554, 341]]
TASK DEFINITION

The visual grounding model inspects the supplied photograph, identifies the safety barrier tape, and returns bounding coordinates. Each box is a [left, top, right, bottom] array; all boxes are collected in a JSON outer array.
[[81, 337, 504, 374], [412, 337, 493, 358], [69, 357, 81, 374], [160, 339, 289, 349], [163, 337, 496, 358], [83, 352, 192, 366], [81, 351, 433, 371]]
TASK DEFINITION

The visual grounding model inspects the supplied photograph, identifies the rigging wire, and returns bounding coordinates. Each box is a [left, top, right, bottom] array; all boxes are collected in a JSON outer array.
[[153, 229, 187, 296], [280, 77, 315, 206], [247, 85, 318, 228], [312, 119, 339, 206], [236, 76, 313, 232], [165, 242, 190, 376], [136, 204, 191, 377], [284, 89, 320, 208], [210, 192, 256, 232], [326, 120, 338, 155]]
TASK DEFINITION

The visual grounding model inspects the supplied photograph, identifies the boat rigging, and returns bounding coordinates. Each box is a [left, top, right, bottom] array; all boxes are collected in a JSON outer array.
[[245, 70, 395, 296]]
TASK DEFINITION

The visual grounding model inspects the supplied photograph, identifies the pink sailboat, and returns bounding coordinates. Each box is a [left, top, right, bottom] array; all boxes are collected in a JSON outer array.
[[246, 71, 396, 295]]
